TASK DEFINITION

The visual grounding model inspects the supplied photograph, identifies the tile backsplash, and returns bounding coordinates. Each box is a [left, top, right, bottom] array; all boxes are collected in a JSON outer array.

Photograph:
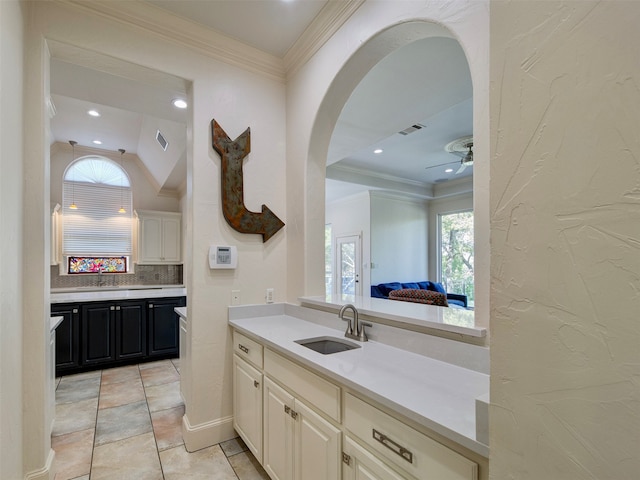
[[51, 264, 183, 289]]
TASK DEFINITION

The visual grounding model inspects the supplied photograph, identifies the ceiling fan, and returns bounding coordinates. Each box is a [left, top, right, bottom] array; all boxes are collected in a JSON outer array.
[[425, 135, 474, 174]]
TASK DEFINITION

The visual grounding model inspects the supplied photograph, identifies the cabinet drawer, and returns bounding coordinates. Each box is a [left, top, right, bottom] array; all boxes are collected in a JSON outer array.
[[264, 348, 340, 422], [344, 393, 477, 480], [233, 330, 263, 368]]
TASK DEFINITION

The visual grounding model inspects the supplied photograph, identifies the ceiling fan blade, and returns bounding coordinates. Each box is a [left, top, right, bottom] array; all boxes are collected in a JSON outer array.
[[425, 160, 458, 170], [455, 163, 467, 174]]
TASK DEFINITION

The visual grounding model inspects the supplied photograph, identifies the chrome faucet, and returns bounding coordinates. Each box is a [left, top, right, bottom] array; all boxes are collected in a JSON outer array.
[[339, 304, 372, 342]]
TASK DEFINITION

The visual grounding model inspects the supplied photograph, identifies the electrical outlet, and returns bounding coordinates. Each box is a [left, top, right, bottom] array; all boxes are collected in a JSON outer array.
[[231, 290, 240, 306], [266, 288, 274, 304]]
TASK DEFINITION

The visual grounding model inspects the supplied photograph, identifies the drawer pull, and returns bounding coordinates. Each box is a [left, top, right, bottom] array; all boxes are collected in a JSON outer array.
[[238, 344, 249, 354], [373, 429, 413, 464], [253, 380, 260, 388]]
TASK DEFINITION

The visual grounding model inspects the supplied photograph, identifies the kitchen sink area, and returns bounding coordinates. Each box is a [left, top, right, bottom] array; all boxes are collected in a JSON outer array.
[[295, 336, 360, 354]]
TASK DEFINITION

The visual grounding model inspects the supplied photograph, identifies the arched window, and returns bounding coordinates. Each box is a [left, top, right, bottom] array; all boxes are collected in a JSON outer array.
[[62, 156, 133, 272]]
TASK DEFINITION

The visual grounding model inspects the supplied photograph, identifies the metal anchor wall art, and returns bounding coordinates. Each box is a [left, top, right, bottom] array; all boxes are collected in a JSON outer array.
[[211, 119, 285, 242]]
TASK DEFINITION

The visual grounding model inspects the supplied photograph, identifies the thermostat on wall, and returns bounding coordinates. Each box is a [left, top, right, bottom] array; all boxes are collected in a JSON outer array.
[[209, 245, 237, 269]]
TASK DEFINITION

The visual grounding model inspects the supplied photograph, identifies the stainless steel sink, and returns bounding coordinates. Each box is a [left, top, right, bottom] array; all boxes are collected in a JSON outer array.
[[295, 336, 360, 355]]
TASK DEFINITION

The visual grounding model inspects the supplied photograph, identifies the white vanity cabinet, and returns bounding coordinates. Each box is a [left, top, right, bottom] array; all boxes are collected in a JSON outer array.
[[136, 210, 181, 264], [263, 376, 341, 480], [233, 331, 264, 462], [230, 326, 483, 480], [342, 435, 407, 480]]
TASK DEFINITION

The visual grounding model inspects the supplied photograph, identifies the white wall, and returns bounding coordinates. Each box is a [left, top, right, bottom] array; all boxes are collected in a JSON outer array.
[[24, 1, 287, 466], [50, 142, 181, 213], [288, 1, 491, 331], [0, 1, 25, 477], [326, 191, 371, 294], [490, 1, 640, 478], [370, 192, 429, 285], [427, 192, 473, 282]]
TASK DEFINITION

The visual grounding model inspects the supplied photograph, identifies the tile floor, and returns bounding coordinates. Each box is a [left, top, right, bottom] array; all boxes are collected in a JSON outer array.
[[52, 358, 270, 480]]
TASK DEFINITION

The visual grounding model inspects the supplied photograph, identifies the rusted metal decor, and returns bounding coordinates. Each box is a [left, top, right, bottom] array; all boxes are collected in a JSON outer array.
[[211, 119, 285, 242]]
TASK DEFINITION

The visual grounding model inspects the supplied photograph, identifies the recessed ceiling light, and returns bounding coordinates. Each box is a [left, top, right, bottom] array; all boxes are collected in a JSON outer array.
[[87, 109, 101, 117], [172, 99, 188, 109], [373, 149, 383, 154], [445, 168, 454, 173], [92, 140, 102, 145]]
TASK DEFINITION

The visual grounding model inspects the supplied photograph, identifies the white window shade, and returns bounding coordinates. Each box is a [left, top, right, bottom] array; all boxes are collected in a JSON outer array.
[[63, 182, 133, 256]]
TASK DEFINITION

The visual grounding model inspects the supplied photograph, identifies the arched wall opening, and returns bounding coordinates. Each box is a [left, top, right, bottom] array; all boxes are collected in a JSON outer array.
[[303, 19, 489, 330]]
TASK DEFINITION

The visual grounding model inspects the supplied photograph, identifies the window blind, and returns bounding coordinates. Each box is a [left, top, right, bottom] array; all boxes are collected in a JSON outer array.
[[62, 181, 133, 255]]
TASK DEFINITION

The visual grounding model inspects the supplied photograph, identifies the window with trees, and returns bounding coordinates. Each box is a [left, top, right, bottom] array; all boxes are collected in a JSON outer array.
[[439, 210, 474, 304]]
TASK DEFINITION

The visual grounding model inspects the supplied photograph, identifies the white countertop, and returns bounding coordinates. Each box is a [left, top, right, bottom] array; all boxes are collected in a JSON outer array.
[[229, 312, 489, 457], [50, 285, 186, 303], [299, 295, 486, 338], [50, 315, 63, 332], [174, 306, 187, 318]]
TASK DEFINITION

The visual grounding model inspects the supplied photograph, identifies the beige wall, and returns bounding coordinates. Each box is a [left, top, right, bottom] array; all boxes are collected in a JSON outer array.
[[0, 1, 25, 478], [287, 0, 491, 330], [490, 1, 640, 478]]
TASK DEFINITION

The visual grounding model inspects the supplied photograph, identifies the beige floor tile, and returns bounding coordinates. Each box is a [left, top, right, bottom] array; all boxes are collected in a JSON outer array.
[[98, 377, 145, 409], [151, 404, 185, 451], [140, 362, 180, 387], [138, 359, 173, 370], [95, 400, 152, 446], [159, 445, 238, 480], [52, 398, 98, 437], [100, 364, 141, 385], [51, 428, 94, 480], [227, 451, 270, 480], [220, 437, 248, 457], [91, 432, 163, 480], [56, 373, 101, 404], [145, 380, 183, 413]]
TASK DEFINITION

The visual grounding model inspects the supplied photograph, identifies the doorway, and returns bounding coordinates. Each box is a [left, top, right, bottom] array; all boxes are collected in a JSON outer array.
[[335, 233, 362, 297]]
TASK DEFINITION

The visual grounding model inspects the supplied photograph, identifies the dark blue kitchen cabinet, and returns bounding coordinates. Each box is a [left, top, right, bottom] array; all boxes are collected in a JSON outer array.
[[147, 297, 186, 357], [52, 295, 184, 375], [51, 303, 80, 375]]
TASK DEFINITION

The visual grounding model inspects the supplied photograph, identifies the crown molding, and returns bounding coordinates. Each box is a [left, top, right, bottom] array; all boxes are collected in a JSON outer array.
[[284, 0, 365, 79], [56, 0, 286, 82]]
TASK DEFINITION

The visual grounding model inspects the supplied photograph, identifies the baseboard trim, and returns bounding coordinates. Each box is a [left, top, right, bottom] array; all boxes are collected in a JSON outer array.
[[182, 413, 236, 452], [24, 448, 54, 480]]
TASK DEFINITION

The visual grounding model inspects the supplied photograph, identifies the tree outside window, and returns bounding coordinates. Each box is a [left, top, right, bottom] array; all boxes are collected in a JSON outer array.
[[439, 211, 474, 303]]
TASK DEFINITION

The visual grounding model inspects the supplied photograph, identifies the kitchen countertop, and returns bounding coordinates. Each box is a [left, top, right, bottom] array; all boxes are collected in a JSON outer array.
[[50, 285, 186, 303], [229, 310, 489, 457], [50, 315, 63, 332], [299, 295, 486, 338]]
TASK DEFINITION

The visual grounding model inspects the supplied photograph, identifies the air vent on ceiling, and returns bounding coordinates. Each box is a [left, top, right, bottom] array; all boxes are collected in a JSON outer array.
[[398, 123, 426, 136], [156, 130, 169, 151]]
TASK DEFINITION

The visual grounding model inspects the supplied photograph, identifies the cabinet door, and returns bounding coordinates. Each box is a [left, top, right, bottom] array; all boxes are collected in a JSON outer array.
[[81, 303, 116, 365], [342, 436, 407, 480], [139, 215, 163, 263], [294, 399, 341, 480], [263, 377, 295, 480], [233, 355, 263, 462], [161, 216, 181, 263], [147, 297, 184, 357], [51, 304, 80, 374], [116, 300, 146, 360]]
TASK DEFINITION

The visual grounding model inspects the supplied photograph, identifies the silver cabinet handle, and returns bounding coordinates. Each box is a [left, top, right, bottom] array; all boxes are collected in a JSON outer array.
[[72, 309, 78, 314], [110, 306, 115, 311], [373, 429, 413, 464], [238, 344, 249, 354], [115, 306, 121, 311], [149, 304, 154, 309]]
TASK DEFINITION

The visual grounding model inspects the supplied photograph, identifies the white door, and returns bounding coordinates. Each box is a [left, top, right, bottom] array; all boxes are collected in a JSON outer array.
[[263, 377, 295, 480], [232, 355, 263, 462], [335, 234, 362, 297], [294, 399, 342, 480]]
